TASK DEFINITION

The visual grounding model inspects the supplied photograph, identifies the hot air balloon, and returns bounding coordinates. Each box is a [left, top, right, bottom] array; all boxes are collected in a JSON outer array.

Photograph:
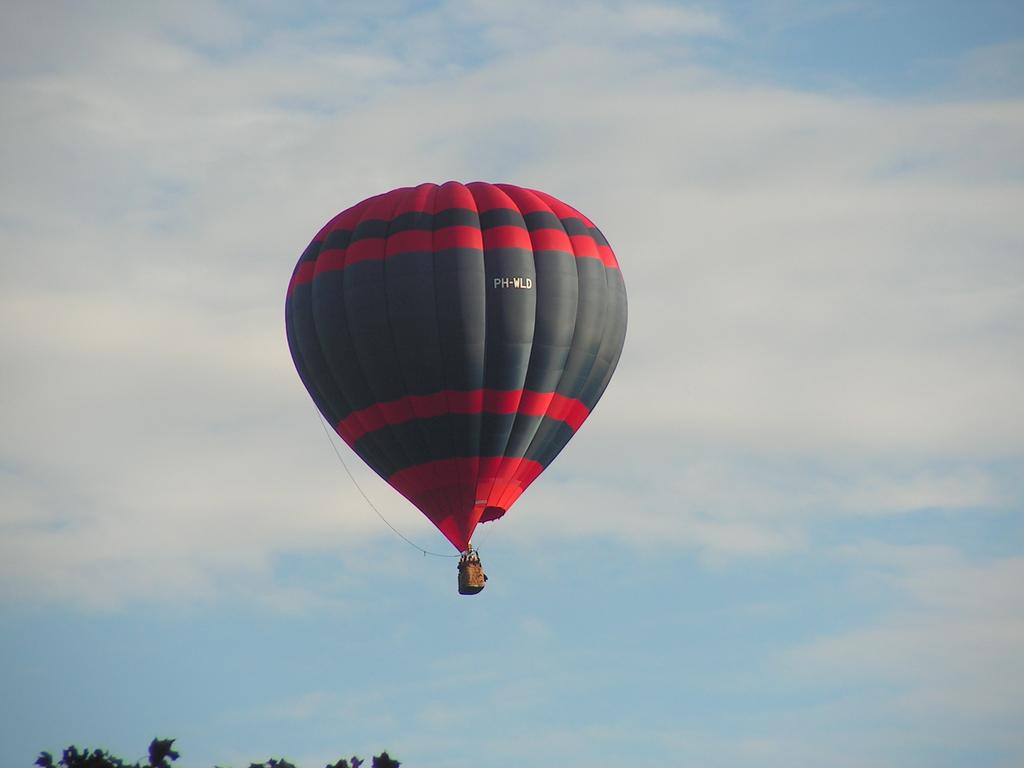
[[285, 182, 626, 593]]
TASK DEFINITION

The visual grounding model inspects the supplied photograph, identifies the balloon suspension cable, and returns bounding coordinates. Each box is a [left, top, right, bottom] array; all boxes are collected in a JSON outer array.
[[315, 410, 459, 558]]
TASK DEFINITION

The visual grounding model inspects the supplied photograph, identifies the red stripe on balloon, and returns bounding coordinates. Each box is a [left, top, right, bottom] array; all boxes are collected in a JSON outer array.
[[434, 225, 483, 251], [345, 237, 385, 266], [597, 244, 618, 268], [516, 391, 587, 428], [287, 261, 316, 297], [569, 234, 598, 260], [334, 389, 589, 444], [305, 229, 614, 277], [315, 247, 347, 273], [386, 229, 434, 256], [516, 390, 553, 415], [484, 388, 521, 413], [447, 389, 485, 412], [547, 393, 590, 430], [482, 225, 533, 251], [528, 228, 573, 253]]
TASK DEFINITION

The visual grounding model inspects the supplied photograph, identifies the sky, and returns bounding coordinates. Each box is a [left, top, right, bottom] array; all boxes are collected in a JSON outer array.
[[1, 1, 1023, 766]]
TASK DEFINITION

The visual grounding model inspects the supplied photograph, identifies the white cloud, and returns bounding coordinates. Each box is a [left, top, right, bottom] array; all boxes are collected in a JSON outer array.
[[838, 468, 1005, 515], [782, 546, 1024, 750], [933, 38, 1024, 98], [445, 0, 728, 55]]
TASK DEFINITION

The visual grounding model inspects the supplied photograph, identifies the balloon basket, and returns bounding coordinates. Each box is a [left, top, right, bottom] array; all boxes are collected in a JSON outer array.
[[458, 549, 487, 595]]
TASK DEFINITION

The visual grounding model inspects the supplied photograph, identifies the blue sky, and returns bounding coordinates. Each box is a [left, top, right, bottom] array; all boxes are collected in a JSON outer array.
[[2, 1, 1023, 767]]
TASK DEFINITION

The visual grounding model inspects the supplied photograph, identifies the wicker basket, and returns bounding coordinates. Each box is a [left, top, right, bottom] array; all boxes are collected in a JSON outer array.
[[458, 552, 487, 595]]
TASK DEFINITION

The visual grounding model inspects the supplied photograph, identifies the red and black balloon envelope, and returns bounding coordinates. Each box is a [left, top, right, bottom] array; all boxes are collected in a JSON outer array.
[[285, 182, 627, 552]]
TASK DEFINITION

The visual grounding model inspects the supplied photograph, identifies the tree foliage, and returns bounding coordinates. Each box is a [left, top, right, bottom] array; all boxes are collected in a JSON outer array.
[[35, 739, 399, 768]]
